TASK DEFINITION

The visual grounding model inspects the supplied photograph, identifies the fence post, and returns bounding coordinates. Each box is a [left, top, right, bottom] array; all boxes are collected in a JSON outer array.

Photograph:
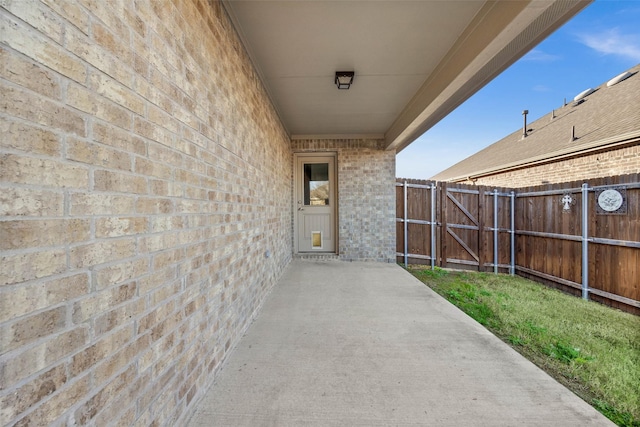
[[403, 180, 408, 268], [581, 183, 589, 300], [478, 186, 486, 272], [430, 183, 436, 270], [440, 182, 448, 268], [493, 189, 498, 274], [510, 191, 515, 275]]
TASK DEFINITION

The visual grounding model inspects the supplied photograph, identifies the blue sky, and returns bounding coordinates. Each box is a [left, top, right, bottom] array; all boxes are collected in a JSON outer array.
[[396, 0, 640, 179]]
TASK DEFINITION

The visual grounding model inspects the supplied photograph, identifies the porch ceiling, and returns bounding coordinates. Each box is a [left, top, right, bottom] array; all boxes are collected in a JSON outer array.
[[222, 0, 590, 152]]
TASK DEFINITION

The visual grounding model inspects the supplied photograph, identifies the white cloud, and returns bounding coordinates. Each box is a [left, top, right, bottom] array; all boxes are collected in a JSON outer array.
[[521, 49, 560, 62], [577, 28, 640, 61], [532, 85, 551, 92]]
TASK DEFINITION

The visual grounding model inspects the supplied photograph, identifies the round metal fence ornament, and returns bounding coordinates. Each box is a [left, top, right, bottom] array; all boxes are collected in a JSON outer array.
[[596, 187, 627, 214], [598, 189, 623, 212]]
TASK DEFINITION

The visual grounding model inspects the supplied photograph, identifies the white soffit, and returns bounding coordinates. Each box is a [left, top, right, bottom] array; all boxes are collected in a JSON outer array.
[[223, 0, 591, 152]]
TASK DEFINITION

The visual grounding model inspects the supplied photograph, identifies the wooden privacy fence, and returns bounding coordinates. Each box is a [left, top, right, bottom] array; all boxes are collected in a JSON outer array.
[[396, 174, 640, 314]]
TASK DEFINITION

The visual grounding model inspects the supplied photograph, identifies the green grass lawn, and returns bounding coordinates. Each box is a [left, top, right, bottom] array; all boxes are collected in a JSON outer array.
[[408, 266, 640, 427]]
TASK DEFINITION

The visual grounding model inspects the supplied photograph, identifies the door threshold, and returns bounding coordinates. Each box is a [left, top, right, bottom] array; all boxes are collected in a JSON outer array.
[[294, 253, 341, 261]]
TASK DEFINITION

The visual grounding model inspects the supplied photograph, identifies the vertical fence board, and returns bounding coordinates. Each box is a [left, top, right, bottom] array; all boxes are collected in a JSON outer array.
[[407, 185, 429, 261], [478, 187, 486, 271]]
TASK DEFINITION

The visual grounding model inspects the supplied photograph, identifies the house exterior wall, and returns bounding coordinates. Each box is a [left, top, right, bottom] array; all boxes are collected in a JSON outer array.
[[292, 139, 396, 262], [459, 143, 640, 188], [0, 1, 292, 426]]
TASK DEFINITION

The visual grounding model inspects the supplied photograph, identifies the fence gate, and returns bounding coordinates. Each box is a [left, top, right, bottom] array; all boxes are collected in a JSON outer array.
[[441, 184, 482, 269], [396, 181, 515, 273]]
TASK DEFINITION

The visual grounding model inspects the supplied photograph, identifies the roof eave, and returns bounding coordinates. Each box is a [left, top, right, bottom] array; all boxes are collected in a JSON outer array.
[[386, 0, 592, 153], [443, 130, 640, 183]]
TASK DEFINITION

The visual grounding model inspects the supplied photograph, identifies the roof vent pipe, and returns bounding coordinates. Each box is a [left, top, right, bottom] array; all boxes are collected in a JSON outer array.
[[551, 109, 555, 121], [570, 125, 576, 142], [522, 110, 529, 138]]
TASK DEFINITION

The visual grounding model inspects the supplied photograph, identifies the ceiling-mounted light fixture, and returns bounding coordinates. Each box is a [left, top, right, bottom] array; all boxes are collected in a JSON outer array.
[[335, 71, 354, 90]]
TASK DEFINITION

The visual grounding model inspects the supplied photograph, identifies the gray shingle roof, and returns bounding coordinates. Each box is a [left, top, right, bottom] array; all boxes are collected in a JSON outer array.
[[432, 64, 640, 182]]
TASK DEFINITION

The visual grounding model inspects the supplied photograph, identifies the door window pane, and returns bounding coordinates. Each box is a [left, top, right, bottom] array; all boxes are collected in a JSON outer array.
[[304, 163, 329, 206]]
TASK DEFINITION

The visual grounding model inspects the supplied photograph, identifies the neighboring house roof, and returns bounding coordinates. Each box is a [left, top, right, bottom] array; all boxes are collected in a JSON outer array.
[[432, 63, 640, 182]]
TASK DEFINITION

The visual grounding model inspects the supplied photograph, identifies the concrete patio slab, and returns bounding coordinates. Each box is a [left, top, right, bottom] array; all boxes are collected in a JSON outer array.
[[186, 260, 613, 426]]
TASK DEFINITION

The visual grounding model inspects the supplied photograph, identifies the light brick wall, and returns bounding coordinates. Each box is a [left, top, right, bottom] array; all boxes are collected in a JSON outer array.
[[1, 1, 292, 425], [292, 139, 396, 262], [463, 144, 640, 188]]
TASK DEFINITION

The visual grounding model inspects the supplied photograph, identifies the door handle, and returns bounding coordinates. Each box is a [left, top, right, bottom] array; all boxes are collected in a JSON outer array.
[[298, 207, 304, 211]]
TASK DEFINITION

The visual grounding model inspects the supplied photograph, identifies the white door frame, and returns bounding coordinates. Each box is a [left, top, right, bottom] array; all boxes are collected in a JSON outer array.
[[293, 152, 338, 254]]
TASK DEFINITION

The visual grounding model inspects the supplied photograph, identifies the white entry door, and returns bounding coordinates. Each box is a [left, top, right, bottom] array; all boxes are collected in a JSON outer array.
[[295, 153, 336, 253]]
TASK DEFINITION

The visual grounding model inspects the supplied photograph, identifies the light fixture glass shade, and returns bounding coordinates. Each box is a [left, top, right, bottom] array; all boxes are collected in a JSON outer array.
[[335, 71, 354, 89]]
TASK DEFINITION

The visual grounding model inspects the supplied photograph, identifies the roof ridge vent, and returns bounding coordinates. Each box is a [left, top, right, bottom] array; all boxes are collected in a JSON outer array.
[[573, 88, 595, 102], [606, 71, 633, 87]]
